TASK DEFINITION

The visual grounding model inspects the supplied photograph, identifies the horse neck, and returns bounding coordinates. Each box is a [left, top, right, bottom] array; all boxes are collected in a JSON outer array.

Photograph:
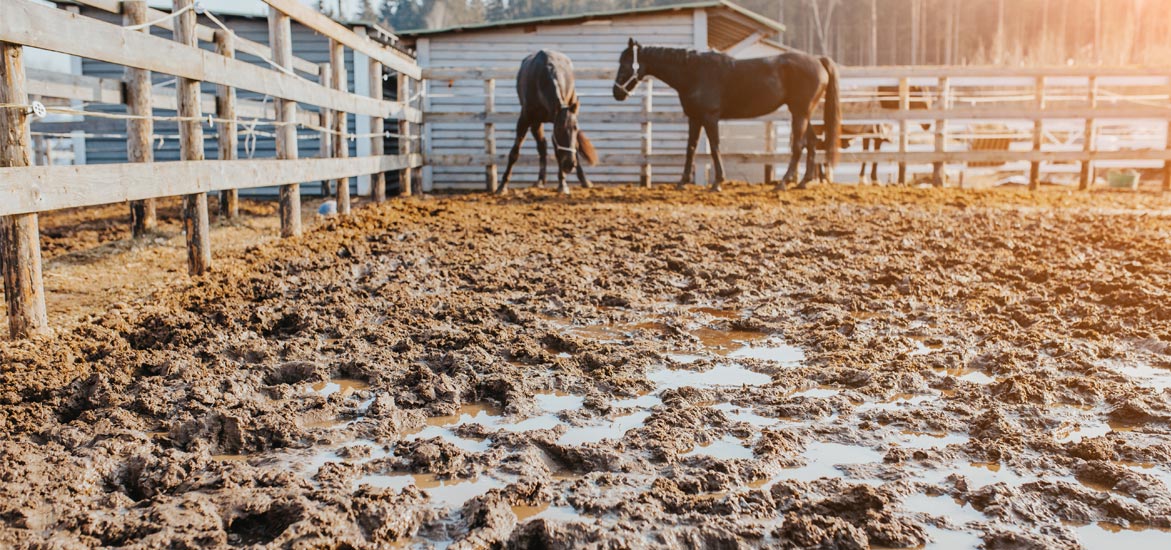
[[641, 47, 693, 94]]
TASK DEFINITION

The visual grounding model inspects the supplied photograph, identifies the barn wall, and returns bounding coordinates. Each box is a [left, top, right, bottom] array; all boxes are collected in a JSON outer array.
[[421, 12, 705, 190]]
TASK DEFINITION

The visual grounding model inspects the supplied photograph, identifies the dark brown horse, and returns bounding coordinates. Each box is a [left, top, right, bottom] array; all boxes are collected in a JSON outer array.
[[613, 39, 840, 190], [499, 50, 598, 195]]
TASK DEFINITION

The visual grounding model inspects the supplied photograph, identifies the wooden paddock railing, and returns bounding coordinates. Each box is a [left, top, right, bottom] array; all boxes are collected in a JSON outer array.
[[0, 0, 424, 338], [421, 65, 1171, 192]]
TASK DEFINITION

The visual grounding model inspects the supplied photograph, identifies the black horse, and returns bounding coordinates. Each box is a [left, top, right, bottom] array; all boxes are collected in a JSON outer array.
[[499, 50, 598, 195], [613, 39, 840, 191]]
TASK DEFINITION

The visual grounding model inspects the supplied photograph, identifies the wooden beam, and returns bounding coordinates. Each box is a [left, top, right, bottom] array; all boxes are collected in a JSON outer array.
[[0, 41, 49, 339], [26, 68, 121, 103], [317, 63, 333, 197], [1080, 77, 1098, 190], [2, 1, 420, 122], [897, 77, 909, 184], [330, 40, 350, 215], [258, 0, 421, 80], [429, 150, 1171, 167], [1029, 76, 1046, 191], [174, 0, 210, 276], [724, 31, 765, 57], [369, 51, 386, 202], [642, 79, 653, 188], [0, 155, 422, 216], [268, 7, 300, 238], [422, 66, 1171, 81], [398, 73, 413, 196], [125, 1, 156, 237], [67, 0, 320, 75], [423, 106, 1171, 125], [214, 29, 239, 220], [484, 78, 496, 192], [931, 76, 949, 187]]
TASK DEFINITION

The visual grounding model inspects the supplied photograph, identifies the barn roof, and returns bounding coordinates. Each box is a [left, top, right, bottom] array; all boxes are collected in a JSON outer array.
[[399, 1, 784, 51]]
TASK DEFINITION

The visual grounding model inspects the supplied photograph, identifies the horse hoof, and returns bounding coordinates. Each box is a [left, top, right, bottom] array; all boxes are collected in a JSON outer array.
[[710, 184, 723, 193], [581, 181, 594, 189], [534, 181, 546, 189], [675, 183, 689, 191], [773, 184, 787, 192], [495, 185, 509, 195]]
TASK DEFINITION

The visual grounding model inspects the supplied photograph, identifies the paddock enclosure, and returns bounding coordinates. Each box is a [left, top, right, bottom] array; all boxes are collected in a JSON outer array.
[[4, 2, 1171, 550]]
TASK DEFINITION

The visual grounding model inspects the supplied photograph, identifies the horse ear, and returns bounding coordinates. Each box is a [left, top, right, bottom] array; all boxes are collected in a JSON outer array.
[[628, 37, 635, 48]]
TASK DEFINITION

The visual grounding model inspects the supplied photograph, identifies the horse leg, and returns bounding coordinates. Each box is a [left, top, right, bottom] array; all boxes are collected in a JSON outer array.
[[677, 117, 701, 190], [532, 124, 548, 189], [498, 116, 529, 194], [575, 160, 592, 189], [871, 140, 882, 184], [859, 138, 869, 184], [779, 113, 808, 190], [799, 123, 818, 189], [702, 116, 726, 192]]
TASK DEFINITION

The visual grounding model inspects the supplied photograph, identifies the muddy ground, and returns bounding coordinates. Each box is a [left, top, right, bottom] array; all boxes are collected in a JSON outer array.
[[2, 184, 1171, 549]]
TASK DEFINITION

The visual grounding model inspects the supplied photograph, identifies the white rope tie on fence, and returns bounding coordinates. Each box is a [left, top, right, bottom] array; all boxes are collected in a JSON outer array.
[[123, 2, 196, 31]]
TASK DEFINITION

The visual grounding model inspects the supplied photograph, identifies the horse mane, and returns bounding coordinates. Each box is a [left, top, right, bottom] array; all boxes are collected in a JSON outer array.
[[640, 46, 735, 70]]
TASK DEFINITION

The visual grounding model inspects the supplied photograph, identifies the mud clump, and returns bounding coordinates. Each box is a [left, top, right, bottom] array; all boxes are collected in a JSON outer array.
[[3, 184, 1171, 548]]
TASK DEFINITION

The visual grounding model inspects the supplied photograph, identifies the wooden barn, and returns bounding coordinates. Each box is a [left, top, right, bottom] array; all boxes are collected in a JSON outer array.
[[399, 1, 788, 190]]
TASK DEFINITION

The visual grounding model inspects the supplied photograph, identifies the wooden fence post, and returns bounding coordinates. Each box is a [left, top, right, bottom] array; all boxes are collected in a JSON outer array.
[[1164, 75, 1170, 192], [1029, 76, 1046, 190], [764, 120, 775, 185], [214, 29, 239, 219], [931, 76, 949, 187], [484, 78, 496, 192], [898, 77, 909, 185], [318, 63, 333, 197], [174, 0, 210, 275], [398, 72, 413, 196], [330, 40, 350, 214], [369, 58, 386, 202], [268, 7, 301, 237], [1079, 76, 1098, 191], [641, 79, 653, 187], [125, 0, 156, 236], [0, 41, 49, 338]]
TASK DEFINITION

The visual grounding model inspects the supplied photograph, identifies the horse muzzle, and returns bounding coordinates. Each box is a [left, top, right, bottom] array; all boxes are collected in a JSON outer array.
[[612, 84, 629, 101]]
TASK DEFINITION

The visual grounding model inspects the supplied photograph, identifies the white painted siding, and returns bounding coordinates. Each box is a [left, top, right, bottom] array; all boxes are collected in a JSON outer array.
[[423, 13, 699, 190]]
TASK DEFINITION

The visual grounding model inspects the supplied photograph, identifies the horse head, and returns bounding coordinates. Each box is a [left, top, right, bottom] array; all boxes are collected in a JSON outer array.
[[613, 38, 644, 101], [553, 105, 598, 174]]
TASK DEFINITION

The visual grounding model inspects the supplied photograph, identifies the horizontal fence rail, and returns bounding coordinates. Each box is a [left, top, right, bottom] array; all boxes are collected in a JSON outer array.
[[0, 0, 425, 339], [422, 65, 1171, 192]]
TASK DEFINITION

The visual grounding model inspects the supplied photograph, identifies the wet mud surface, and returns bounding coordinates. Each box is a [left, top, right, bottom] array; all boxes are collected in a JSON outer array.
[[2, 184, 1171, 549]]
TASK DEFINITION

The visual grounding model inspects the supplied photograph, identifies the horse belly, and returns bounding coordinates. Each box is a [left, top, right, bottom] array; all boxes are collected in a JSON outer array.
[[720, 73, 786, 119]]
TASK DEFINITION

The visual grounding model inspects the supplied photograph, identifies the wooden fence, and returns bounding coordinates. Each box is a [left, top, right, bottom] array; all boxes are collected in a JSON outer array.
[[0, 0, 423, 338], [421, 65, 1171, 192]]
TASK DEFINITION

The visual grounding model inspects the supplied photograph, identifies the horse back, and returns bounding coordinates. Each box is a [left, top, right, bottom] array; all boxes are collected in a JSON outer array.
[[517, 50, 578, 121]]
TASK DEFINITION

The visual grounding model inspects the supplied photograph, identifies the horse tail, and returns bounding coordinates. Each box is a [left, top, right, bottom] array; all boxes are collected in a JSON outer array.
[[819, 56, 841, 167], [578, 131, 598, 166]]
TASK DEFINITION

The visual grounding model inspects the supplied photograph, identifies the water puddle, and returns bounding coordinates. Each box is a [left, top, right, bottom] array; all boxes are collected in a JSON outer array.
[[891, 430, 971, 450], [916, 461, 1037, 489], [614, 394, 663, 409], [689, 306, 741, 320], [726, 340, 806, 366], [647, 364, 772, 391], [772, 441, 885, 485], [902, 493, 986, 525], [790, 387, 841, 399], [691, 328, 770, 353], [710, 402, 778, 427], [310, 378, 371, 398], [1101, 360, 1171, 392], [910, 338, 945, 356], [558, 410, 652, 445], [1072, 521, 1171, 547], [1054, 418, 1113, 443], [355, 473, 508, 508], [535, 391, 585, 412], [856, 393, 940, 413], [684, 435, 755, 460]]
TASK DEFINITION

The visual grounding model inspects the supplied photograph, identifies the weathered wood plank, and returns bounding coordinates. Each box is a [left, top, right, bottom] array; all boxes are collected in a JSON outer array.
[[214, 29, 239, 219], [330, 40, 350, 215], [2, 0, 420, 121], [398, 73, 413, 196], [125, 1, 156, 237], [0, 41, 49, 339], [430, 150, 1171, 166], [0, 155, 422, 217], [26, 68, 121, 104], [175, 0, 210, 276], [68, 0, 321, 75], [258, 0, 421, 80], [1080, 77, 1098, 190], [1029, 76, 1046, 190], [484, 78, 496, 192], [424, 66, 1171, 80], [268, 7, 300, 238], [367, 34, 386, 202]]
